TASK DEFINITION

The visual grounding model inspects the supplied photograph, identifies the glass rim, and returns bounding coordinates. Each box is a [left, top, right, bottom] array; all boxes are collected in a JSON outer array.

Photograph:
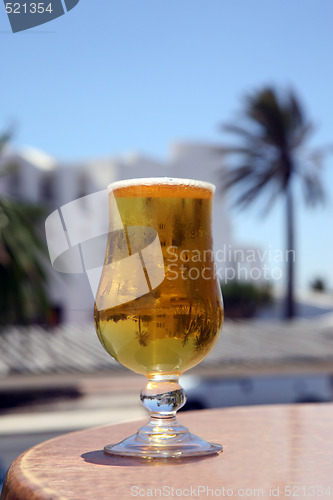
[[108, 177, 216, 193]]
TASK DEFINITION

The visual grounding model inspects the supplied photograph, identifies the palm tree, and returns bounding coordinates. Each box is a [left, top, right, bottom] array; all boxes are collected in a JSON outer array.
[[135, 317, 150, 347], [219, 86, 326, 319], [0, 132, 49, 327]]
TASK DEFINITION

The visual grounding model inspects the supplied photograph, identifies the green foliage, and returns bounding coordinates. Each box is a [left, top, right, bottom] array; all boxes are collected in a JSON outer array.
[[0, 199, 49, 325], [221, 281, 273, 319], [310, 278, 326, 292], [0, 132, 50, 327]]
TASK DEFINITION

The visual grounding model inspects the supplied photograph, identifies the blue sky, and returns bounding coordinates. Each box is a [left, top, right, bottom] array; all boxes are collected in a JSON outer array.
[[1, 0, 333, 290]]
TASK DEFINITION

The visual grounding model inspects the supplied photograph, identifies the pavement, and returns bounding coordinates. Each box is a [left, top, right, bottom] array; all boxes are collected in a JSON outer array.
[[0, 374, 147, 434], [0, 374, 147, 473]]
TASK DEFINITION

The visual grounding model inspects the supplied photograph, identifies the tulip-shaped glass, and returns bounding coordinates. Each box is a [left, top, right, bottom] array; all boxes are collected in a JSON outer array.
[[94, 178, 223, 458]]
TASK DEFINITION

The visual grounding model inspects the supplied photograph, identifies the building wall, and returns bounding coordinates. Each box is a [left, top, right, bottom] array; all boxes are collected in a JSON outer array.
[[0, 143, 233, 324]]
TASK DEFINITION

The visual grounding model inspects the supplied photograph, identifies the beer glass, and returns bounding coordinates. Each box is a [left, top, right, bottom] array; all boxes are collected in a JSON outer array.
[[94, 178, 223, 458]]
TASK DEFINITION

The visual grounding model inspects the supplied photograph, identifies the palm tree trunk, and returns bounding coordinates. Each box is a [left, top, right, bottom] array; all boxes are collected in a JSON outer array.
[[285, 184, 295, 319]]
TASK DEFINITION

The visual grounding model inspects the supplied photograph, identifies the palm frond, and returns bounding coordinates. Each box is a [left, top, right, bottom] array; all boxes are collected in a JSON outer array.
[[222, 123, 263, 144], [301, 172, 325, 206], [218, 85, 328, 213], [230, 167, 279, 209], [291, 122, 315, 149], [220, 165, 257, 193], [247, 88, 288, 149], [0, 131, 12, 156], [288, 90, 305, 130]]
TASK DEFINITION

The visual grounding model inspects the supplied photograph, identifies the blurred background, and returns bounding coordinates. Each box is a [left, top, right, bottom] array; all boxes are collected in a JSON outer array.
[[1, 0, 333, 485]]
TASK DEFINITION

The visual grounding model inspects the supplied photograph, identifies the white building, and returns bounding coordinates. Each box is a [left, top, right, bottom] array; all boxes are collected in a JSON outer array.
[[0, 142, 257, 324]]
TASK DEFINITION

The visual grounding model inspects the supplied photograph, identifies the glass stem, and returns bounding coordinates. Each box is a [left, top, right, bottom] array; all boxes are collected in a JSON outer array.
[[139, 375, 188, 440]]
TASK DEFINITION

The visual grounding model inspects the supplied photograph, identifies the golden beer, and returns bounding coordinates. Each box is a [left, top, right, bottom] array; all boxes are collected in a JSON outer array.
[[94, 179, 223, 377]]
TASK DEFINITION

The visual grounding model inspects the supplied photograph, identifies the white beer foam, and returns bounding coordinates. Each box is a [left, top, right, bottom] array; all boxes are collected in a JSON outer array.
[[108, 177, 215, 193]]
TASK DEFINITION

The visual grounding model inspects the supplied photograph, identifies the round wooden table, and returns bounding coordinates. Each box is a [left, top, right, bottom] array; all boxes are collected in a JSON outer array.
[[1, 404, 333, 500]]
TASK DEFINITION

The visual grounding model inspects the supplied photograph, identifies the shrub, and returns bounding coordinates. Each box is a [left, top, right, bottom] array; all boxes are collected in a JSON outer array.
[[221, 281, 273, 319]]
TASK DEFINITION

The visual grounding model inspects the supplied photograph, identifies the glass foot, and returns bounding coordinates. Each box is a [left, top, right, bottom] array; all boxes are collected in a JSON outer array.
[[104, 421, 222, 458], [104, 377, 222, 458]]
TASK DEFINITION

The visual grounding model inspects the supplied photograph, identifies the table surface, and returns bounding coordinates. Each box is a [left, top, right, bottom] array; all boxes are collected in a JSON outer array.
[[1, 404, 333, 500]]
